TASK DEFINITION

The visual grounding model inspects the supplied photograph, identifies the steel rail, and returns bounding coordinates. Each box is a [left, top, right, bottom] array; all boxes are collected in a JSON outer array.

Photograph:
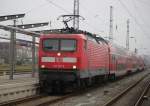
[[20, 83, 100, 106], [134, 81, 150, 106], [0, 92, 75, 106], [36, 93, 76, 106], [102, 73, 150, 106], [0, 94, 44, 106]]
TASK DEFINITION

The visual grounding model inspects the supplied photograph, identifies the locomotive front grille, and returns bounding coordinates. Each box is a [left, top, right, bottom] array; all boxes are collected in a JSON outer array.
[[39, 68, 78, 82]]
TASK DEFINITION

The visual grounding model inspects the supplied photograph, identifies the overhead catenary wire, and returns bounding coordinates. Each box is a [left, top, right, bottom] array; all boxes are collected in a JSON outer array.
[[79, 1, 107, 33], [80, 0, 106, 22], [117, 0, 150, 39], [136, 0, 150, 7], [25, 3, 49, 14], [45, 0, 103, 33], [21, 0, 67, 27], [132, 0, 150, 28], [45, 0, 72, 14]]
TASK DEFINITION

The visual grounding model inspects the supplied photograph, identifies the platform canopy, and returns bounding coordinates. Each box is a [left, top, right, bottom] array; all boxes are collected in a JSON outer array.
[[0, 24, 40, 37], [0, 14, 25, 22]]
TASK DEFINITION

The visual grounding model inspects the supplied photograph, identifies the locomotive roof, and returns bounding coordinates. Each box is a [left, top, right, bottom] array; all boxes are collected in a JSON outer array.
[[36, 28, 108, 45]]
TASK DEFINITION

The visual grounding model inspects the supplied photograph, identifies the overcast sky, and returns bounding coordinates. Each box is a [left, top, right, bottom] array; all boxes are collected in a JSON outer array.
[[0, 0, 150, 55]]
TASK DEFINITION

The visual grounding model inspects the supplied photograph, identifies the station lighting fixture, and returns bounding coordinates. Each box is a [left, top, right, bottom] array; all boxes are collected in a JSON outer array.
[[0, 14, 25, 22]]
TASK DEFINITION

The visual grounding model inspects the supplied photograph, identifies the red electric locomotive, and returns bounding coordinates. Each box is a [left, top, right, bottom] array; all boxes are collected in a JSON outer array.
[[38, 29, 110, 92], [38, 28, 144, 93]]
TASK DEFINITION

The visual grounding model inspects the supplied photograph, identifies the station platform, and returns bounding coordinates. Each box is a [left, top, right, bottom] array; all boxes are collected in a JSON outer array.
[[0, 77, 38, 85], [0, 77, 39, 103]]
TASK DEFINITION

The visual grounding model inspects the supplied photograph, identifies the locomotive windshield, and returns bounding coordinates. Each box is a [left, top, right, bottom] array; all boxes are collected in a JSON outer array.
[[43, 39, 59, 51], [43, 39, 76, 51], [60, 39, 76, 51]]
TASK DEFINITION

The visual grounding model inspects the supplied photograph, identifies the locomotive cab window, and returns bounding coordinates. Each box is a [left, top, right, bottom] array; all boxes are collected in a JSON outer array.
[[43, 39, 76, 52], [43, 39, 59, 51], [60, 39, 76, 51]]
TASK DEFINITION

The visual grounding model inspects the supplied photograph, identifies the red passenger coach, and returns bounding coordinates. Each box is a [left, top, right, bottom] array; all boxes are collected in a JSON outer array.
[[108, 43, 129, 77], [108, 43, 145, 78]]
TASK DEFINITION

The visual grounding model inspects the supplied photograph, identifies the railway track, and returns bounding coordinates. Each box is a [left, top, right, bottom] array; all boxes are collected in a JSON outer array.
[[135, 80, 150, 106], [0, 81, 105, 106], [103, 73, 150, 106], [0, 90, 82, 106], [35, 93, 76, 106], [0, 94, 44, 106], [0, 86, 95, 106], [0, 71, 148, 106]]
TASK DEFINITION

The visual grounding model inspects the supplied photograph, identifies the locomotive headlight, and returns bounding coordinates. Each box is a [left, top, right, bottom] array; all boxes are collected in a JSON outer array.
[[57, 52, 61, 56], [73, 65, 77, 69], [41, 65, 45, 68]]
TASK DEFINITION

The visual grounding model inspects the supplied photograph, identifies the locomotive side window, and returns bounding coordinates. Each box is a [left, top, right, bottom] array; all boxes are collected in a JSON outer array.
[[60, 39, 76, 51], [43, 39, 59, 51]]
